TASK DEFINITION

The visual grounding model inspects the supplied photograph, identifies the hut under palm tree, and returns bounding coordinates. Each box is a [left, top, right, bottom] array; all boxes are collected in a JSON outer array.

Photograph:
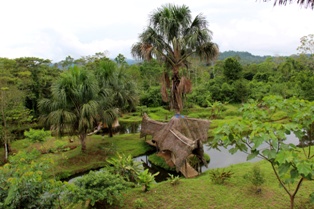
[[140, 113, 210, 178]]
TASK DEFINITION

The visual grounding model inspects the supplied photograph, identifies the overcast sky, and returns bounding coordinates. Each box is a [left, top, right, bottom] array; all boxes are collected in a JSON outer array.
[[1, 0, 313, 62]]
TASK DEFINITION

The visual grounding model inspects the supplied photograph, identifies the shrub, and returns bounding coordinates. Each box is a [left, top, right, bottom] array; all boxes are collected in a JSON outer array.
[[167, 173, 180, 186], [0, 150, 64, 209], [133, 198, 145, 209], [243, 165, 265, 192], [137, 169, 159, 192], [24, 128, 51, 143], [65, 170, 133, 208], [209, 169, 233, 185], [106, 153, 143, 182]]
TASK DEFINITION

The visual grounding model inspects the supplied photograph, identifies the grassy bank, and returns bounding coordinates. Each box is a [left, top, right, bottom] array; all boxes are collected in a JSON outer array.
[[4, 133, 154, 179], [120, 160, 314, 209]]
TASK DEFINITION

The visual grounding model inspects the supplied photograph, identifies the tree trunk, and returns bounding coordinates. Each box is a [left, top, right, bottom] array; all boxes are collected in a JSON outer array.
[[290, 196, 294, 209], [4, 143, 8, 163], [79, 133, 87, 152], [171, 67, 181, 113], [108, 125, 113, 138]]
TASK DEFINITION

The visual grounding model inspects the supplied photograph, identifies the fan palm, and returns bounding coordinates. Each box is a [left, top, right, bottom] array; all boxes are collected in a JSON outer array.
[[131, 4, 219, 113], [39, 66, 114, 152], [94, 60, 138, 136]]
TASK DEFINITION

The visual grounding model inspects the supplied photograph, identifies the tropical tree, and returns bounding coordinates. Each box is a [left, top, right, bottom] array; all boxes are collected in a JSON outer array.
[[14, 57, 60, 118], [93, 58, 138, 136], [223, 57, 243, 82], [213, 96, 314, 209], [131, 4, 219, 113], [38, 66, 114, 152]]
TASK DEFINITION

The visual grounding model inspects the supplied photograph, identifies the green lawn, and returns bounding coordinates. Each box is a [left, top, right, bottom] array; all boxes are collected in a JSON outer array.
[[120, 160, 314, 209]]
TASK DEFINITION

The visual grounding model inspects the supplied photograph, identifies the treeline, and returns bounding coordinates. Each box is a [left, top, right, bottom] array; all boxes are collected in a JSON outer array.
[[1, 51, 314, 143]]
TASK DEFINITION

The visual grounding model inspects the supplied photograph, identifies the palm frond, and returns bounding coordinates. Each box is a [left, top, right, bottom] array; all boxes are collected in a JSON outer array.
[[271, 0, 314, 8]]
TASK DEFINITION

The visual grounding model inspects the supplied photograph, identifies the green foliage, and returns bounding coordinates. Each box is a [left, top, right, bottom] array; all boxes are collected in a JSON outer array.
[[66, 170, 133, 208], [24, 128, 51, 143], [213, 95, 314, 208], [223, 57, 243, 82], [209, 169, 234, 185], [207, 101, 226, 119], [167, 173, 180, 186], [140, 86, 164, 107], [48, 139, 69, 153], [0, 150, 64, 209], [106, 153, 143, 182], [137, 169, 159, 192], [243, 165, 265, 191], [133, 198, 145, 209]]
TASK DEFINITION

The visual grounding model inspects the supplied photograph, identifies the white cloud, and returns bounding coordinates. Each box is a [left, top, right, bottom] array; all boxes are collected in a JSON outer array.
[[0, 0, 314, 62]]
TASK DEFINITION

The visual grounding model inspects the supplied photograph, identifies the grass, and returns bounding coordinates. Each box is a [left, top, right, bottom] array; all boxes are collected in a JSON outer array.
[[119, 160, 314, 209], [3, 133, 154, 179]]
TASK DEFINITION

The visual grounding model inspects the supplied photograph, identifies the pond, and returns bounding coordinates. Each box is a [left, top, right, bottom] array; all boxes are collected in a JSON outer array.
[[133, 132, 300, 178], [202, 133, 298, 170], [70, 122, 301, 183]]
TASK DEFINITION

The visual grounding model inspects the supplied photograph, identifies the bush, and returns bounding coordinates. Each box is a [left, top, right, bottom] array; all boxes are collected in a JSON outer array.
[[65, 170, 133, 208], [209, 169, 233, 185], [137, 169, 159, 192], [133, 198, 145, 209], [106, 153, 143, 182], [167, 173, 180, 186], [243, 165, 265, 192], [0, 150, 64, 209], [24, 128, 51, 143]]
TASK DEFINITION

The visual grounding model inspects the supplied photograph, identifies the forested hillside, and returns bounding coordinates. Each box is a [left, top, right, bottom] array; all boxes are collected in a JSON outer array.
[[218, 50, 271, 64]]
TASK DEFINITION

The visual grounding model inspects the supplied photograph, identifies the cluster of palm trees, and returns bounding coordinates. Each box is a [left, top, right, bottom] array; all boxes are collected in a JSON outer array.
[[39, 59, 137, 152]]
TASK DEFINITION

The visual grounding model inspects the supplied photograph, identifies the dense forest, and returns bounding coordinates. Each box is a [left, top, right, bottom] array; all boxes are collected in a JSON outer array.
[[1, 48, 314, 146]]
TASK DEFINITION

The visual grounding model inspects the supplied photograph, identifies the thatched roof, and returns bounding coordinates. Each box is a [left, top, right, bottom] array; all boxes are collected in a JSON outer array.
[[140, 113, 210, 172]]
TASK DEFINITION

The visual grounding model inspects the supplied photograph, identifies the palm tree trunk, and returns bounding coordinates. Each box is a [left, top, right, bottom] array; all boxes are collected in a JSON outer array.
[[171, 67, 181, 113], [108, 125, 113, 137], [79, 133, 87, 152]]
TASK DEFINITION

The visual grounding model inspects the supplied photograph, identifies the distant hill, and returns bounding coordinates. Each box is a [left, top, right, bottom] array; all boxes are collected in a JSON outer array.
[[125, 59, 140, 65], [218, 51, 271, 64], [125, 51, 272, 65]]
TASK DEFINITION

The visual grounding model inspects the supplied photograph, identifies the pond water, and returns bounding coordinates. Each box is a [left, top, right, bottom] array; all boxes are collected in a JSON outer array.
[[202, 133, 298, 171]]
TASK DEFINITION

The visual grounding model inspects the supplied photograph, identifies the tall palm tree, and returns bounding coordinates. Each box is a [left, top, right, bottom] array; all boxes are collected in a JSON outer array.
[[39, 66, 114, 152], [131, 4, 219, 113]]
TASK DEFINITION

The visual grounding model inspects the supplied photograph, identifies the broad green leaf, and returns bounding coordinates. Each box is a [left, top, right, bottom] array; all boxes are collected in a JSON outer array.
[[290, 168, 299, 179], [229, 147, 238, 155], [251, 136, 264, 150], [247, 150, 259, 161], [296, 161, 312, 177], [276, 151, 294, 164], [262, 149, 276, 160], [278, 163, 291, 175]]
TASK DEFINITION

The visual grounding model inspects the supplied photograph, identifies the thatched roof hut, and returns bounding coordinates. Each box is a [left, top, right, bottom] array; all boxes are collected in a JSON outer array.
[[140, 113, 210, 175]]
